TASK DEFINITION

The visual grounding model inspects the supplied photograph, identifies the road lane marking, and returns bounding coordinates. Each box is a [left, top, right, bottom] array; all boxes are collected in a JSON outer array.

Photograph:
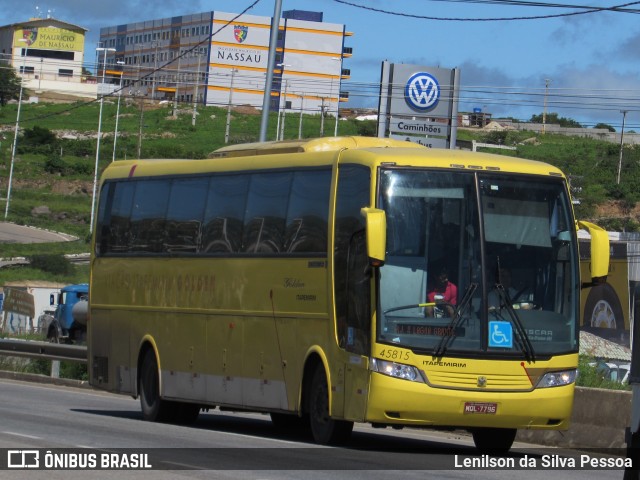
[[2, 431, 41, 440]]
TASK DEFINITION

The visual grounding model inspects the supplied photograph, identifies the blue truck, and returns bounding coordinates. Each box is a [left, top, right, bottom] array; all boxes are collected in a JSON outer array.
[[44, 283, 89, 344]]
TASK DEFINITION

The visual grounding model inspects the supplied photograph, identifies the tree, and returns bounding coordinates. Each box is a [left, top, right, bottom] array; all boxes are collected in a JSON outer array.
[[0, 60, 22, 106], [594, 123, 616, 132], [529, 112, 582, 128]]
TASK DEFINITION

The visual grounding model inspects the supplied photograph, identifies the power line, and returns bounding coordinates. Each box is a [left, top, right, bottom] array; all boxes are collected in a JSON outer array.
[[332, 0, 640, 21]]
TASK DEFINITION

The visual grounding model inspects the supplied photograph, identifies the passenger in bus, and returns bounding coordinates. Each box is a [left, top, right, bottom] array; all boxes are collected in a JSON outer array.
[[426, 267, 457, 317]]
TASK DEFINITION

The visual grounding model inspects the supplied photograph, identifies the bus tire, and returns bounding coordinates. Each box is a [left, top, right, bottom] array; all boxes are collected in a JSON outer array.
[[583, 283, 624, 331], [471, 427, 516, 453], [308, 366, 353, 445], [139, 349, 172, 422]]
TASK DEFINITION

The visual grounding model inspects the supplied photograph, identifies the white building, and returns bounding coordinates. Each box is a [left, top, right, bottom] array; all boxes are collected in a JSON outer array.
[[98, 10, 352, 116], [0, 17, 95, 99]]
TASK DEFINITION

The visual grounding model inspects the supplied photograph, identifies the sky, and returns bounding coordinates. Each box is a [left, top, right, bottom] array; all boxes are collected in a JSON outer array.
[[2, 0, 640, 130]]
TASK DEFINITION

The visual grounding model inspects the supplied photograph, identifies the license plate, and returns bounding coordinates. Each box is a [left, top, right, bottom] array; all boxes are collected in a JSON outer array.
[[464, 402, 497, 414]]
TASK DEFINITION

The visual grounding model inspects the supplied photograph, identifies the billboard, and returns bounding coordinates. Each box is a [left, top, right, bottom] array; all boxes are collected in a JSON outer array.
[[14, 27, 84, 52], [210, 13, 271, 69], [378, 61, 460, 149]]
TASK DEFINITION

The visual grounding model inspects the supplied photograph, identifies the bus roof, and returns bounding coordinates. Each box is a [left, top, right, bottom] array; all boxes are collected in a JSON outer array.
[[210, 136, 423, 157], [101, 137, 565, 180]]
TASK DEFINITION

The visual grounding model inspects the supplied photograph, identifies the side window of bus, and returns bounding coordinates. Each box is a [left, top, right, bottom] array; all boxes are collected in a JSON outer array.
[[242, 172, 293, 254], [129, 179, 170, 254], [334, 164, 371, 354], [106, 181, 136, 254], [202, 174, 249, 253], [284, 169, 331, 253], [164, 177, 208, 253], [95, 182, 112, 255]]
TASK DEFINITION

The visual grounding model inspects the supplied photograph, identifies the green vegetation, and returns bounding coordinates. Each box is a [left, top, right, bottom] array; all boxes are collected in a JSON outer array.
[[576, 355, 630, 391], [1, 101, 639, 285]]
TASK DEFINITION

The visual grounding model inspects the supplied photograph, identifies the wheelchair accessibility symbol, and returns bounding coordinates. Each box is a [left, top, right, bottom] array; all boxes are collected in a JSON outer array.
[[489, 321, 513, 348]]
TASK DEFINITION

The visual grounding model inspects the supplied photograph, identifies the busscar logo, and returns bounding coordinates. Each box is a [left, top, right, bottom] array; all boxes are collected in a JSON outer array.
[[8, 450, 39, 468], [404, 72, 440, 111], [234, 25, 248, 43]]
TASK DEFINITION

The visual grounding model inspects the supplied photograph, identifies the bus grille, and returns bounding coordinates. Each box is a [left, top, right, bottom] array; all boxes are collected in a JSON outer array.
[[425, 370, 533, 391]]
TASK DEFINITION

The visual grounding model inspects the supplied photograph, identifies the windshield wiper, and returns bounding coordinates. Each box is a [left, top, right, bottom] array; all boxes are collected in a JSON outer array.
[[434, 283, 478, 358], [494, 283, 536, 362]]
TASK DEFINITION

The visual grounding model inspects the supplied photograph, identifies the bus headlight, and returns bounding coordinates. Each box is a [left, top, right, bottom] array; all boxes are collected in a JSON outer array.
[[536, 369, 577, 388], [370, 358, 425, 383]]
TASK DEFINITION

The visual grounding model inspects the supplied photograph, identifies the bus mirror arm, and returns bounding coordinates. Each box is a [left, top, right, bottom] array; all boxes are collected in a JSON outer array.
[[581, 276, 608, 289], [361, 207, 386, 266]]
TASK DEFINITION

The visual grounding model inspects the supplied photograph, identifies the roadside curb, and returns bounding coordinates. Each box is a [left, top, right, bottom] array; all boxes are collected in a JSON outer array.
[[0, 369, 92, 389]]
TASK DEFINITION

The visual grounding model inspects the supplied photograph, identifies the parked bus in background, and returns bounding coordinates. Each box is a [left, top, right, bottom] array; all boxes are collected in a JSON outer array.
[[579, 233, 638, 347], [87, 136, 609, 452]]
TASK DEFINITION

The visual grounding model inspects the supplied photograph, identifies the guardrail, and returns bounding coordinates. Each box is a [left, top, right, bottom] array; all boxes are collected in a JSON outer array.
[[0, 338, 87, 363]]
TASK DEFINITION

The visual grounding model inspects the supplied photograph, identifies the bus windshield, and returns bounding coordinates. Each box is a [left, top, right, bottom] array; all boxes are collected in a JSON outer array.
[[377, 168, 578, 357]]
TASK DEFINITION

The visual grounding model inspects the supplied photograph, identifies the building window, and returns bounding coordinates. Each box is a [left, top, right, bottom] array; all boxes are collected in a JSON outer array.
[[59, 69, 73, 77], [19, 66, 35, 74]]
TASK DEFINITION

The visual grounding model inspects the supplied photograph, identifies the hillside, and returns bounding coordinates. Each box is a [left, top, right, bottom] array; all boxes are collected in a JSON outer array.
[[1, 100, 639, 257]]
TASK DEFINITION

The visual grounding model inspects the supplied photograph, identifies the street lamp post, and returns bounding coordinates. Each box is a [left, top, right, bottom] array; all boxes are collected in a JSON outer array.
[[5, 39, 28, 220], [112, 60, 125, 162], [151, 41, 159, 100], [319, 98, 326, 137], [298, 94, 304, 139], [275, 63, 291, 141], [192, 51, 202, 127], [172, 50, 182, 117], [330, 57, 342, 137], [224, 68, 238, 144], [89, 46, 116, 233], [617, 110, 628, 185]]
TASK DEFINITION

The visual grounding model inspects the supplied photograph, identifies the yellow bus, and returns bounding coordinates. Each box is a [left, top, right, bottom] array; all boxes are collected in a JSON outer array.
[[88, 136, 609, 452]]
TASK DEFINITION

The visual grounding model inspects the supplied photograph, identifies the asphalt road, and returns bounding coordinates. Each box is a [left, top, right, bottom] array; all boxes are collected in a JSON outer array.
[[0, 378, 629, 479], [0, 222, 77, 245]]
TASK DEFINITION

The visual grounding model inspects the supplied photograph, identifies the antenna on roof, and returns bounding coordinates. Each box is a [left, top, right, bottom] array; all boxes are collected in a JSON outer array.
[[34, 5, 41, 18], [47, 8, 54, 19]]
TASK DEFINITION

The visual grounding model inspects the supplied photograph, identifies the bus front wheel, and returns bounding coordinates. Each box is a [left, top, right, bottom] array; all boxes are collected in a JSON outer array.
[[308, 366, 353, 445], [139, 349, 172, 422], [471, 427, 516, 453]]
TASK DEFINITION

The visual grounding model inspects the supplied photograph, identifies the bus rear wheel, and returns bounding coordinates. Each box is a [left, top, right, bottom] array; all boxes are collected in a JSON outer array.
[[471, 427, 517, 453], [139, 349, 172, 422], [308, 366, 353, 445]]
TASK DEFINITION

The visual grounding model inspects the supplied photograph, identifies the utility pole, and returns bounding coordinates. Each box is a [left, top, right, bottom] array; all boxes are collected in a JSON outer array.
[[319, 98, 326, 137], [617, 110, 628, 185], [137, 92, 144, 159], [542, 78, 551, 135], [259, 0, 283, 142]]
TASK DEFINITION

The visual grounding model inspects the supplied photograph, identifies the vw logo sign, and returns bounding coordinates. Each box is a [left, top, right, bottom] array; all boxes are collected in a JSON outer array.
[[405, 72, 440, 111]]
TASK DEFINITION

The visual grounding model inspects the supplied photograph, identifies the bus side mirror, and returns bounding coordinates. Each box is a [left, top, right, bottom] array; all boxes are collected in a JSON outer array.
[[361, 207, 386, 266], [50, 294, 55, 306], [578, 220, 610, 280]]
